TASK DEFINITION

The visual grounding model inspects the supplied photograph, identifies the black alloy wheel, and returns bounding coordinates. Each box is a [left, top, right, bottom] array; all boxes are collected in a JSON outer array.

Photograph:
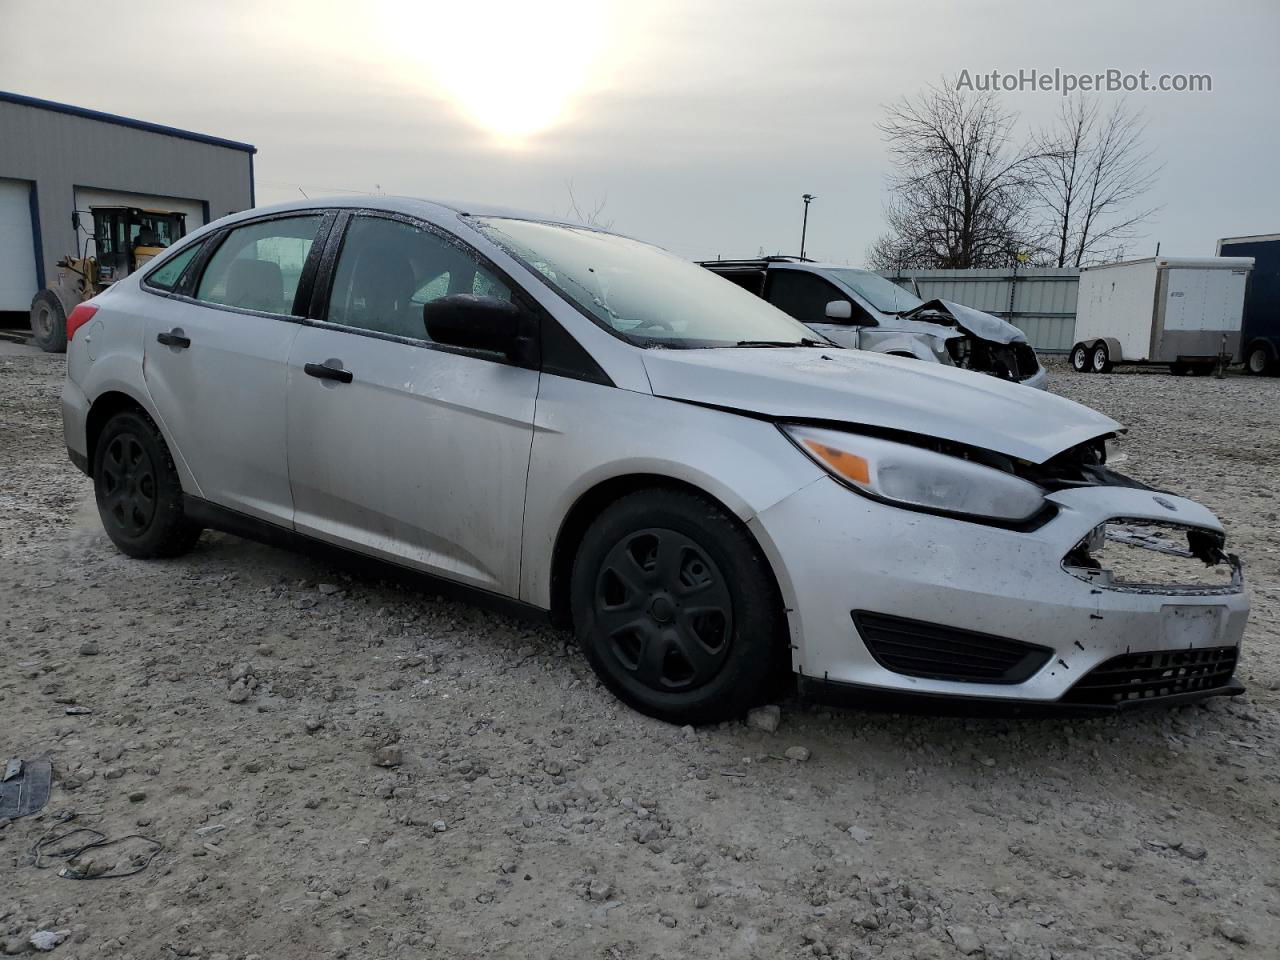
[[92, 409, 201, 558], [593, 528, 733, 693], [571, 488, 785, 724], [99, 431, 159, 538]]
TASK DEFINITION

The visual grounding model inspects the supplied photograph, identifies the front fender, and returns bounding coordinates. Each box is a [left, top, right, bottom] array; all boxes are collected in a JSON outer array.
[[519, 377, 823, 608]]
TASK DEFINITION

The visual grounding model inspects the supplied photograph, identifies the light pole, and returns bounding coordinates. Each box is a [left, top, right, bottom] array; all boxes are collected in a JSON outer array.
[[800, 193, 816, 259]]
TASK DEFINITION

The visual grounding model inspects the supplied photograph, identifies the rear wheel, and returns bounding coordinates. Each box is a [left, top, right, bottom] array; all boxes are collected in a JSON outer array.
[[1090, 342, 1112, 374], [93, 409, 201, 558], [570, 489, 786, 725], [1069, 343, 1091, 373], [30, 290, 68, 353], [1245, 344, 1274, 375]]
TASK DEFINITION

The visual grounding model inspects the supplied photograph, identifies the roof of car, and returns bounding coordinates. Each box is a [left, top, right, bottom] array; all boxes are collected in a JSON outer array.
[[214, 195, 570, 228], [701, 258, 870, 273]]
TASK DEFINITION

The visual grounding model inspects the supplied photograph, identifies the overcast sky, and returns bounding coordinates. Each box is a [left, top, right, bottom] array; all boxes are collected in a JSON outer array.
[[2, 0, 1277, 264]]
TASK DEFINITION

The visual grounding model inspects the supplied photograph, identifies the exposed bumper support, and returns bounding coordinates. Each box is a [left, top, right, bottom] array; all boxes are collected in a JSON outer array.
[[797, 672, 1245, 717]]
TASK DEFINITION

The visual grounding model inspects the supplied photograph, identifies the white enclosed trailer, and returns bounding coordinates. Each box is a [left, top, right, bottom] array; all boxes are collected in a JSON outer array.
[[1069, 257, 1253, 375]]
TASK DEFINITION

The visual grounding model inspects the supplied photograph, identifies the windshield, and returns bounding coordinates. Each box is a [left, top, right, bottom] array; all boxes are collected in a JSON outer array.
[[475, 218, 821, 347], [828, 268, 924, 314]]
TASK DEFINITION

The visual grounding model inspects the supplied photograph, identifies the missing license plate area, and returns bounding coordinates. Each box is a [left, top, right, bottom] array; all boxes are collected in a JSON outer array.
[[1161, 604, 1225, 646], [1063, 520, 1242, 595]]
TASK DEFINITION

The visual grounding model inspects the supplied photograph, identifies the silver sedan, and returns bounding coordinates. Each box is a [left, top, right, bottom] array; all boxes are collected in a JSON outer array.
[[61, 197, 1248, 722]]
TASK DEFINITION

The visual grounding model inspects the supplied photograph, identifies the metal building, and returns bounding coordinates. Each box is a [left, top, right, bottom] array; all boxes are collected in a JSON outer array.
[[0, 90, 255, 315]]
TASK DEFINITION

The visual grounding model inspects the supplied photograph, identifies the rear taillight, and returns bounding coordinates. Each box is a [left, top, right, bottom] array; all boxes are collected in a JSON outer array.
[[66, 304, 99, 342]]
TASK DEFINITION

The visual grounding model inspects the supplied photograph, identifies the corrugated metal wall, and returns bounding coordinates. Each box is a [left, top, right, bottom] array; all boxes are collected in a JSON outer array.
[[881, 268, 1080, 352], [0, 98, 253, 288]]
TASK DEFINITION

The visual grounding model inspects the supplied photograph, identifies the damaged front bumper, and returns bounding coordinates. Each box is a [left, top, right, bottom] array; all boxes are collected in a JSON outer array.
[[750, 478, 1249, 711]]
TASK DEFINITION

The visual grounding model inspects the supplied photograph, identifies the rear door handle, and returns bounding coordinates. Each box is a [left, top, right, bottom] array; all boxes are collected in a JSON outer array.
[[156, 329, 190, 349], [304, 361, 353, 384]]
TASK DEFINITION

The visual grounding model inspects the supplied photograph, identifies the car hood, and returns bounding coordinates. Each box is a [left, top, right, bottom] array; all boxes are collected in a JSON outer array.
[[899, 299, 1026, 344], [642, 347, 1118, 464]]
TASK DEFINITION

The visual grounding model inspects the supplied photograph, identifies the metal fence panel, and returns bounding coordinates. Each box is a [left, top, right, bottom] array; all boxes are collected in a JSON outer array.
[[882, 268, 1080, 353]]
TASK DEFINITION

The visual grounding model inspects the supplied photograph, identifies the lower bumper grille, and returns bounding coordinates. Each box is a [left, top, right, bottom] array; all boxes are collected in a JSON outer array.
[[1062, 646, 1239, 705], [852, 611, 1052, 684]]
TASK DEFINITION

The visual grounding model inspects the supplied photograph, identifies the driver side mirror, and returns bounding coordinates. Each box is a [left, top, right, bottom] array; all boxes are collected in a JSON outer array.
[[824, 300, 853, 321], [424, 294, 528, 361]]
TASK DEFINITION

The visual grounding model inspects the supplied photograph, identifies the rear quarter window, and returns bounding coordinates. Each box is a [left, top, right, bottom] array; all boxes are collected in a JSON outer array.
[[145, 240, 205, 291]]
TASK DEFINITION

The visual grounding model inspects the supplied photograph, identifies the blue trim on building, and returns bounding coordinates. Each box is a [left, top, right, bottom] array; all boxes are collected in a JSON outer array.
[[201, 199, 211, 227], [249, 152, 256, 208], [27, 180, 44, 290], [0, 90, 257, 155]]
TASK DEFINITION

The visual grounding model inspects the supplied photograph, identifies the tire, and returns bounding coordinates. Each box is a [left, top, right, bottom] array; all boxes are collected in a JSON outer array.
[[1090, 342, 1112, 374], [1188, 362, 1215, 377], [30, 290, 68, 353], [92, 408, 202, 558], [1069, 343, 1091, 373], [1245, 344, 1274, 375], [570, 488, 786, 725], [1170, 362, 1189, 376]]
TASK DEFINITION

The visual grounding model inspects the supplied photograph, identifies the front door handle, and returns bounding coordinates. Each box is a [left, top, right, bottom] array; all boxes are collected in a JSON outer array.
[[304, 361, 353, 384], [156, 329, 190, 349]]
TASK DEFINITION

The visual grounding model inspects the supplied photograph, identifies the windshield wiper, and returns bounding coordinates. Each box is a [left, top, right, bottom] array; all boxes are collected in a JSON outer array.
[[734, 338, 827, 348]]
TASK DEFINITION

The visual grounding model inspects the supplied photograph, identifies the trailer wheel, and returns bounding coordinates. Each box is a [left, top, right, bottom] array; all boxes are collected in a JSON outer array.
[[30, 290, 68, 353], [1170, 362, 1190, 376], [1090, 342, 1112, 374], [1245, 343, 1276, 376], [1069, 343, 1091, 373]]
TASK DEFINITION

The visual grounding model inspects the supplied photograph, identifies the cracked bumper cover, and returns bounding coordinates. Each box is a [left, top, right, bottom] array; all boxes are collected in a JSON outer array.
[[749, 478, 1249, 706]]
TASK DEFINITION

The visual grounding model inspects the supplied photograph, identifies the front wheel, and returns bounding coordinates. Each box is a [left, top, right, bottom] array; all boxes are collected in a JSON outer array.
[[93, 409, 202, 558], [1069, 343, 1091, 373], [570, 489, 786, 725]]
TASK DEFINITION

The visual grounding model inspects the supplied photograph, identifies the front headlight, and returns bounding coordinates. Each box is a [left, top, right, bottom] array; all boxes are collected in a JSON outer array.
[[782, 425, 1047, 523]]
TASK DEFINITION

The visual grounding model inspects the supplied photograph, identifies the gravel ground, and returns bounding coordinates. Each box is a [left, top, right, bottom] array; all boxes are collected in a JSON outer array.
[[1, 353, 1277, 959]]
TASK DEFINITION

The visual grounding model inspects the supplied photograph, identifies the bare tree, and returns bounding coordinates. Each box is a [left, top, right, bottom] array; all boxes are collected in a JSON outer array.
[[869, 79, 1044, 270], [1031, 96, 1161, 267], [564, 181, 614, 230]]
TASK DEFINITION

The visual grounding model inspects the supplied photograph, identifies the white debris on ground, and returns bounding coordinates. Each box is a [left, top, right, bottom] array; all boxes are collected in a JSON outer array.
[[1, 353, 1277, 958]]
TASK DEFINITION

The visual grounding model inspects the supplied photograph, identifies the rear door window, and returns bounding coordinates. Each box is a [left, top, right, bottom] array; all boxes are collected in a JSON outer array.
[[195, 216, 323, 315]]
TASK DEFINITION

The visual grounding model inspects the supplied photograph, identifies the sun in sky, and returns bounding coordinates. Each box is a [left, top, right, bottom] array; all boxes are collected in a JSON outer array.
[[385, 0, 613, 144]]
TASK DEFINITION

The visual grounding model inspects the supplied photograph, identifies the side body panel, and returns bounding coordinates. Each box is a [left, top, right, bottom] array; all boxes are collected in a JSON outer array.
[[285, 327, 539, 595], [62, 285, 203, 494], [140, 295, 301, 524]]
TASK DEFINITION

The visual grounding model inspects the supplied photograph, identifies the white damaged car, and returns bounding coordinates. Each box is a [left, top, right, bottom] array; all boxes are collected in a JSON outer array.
[[701, 258, 1048, 390], [61, 198, 1247, 723]]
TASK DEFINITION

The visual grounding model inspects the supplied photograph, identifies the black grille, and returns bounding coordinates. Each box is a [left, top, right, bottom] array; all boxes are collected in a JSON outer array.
[[1062, 646, 1239, 705], [853, 611, 1053, 684]]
